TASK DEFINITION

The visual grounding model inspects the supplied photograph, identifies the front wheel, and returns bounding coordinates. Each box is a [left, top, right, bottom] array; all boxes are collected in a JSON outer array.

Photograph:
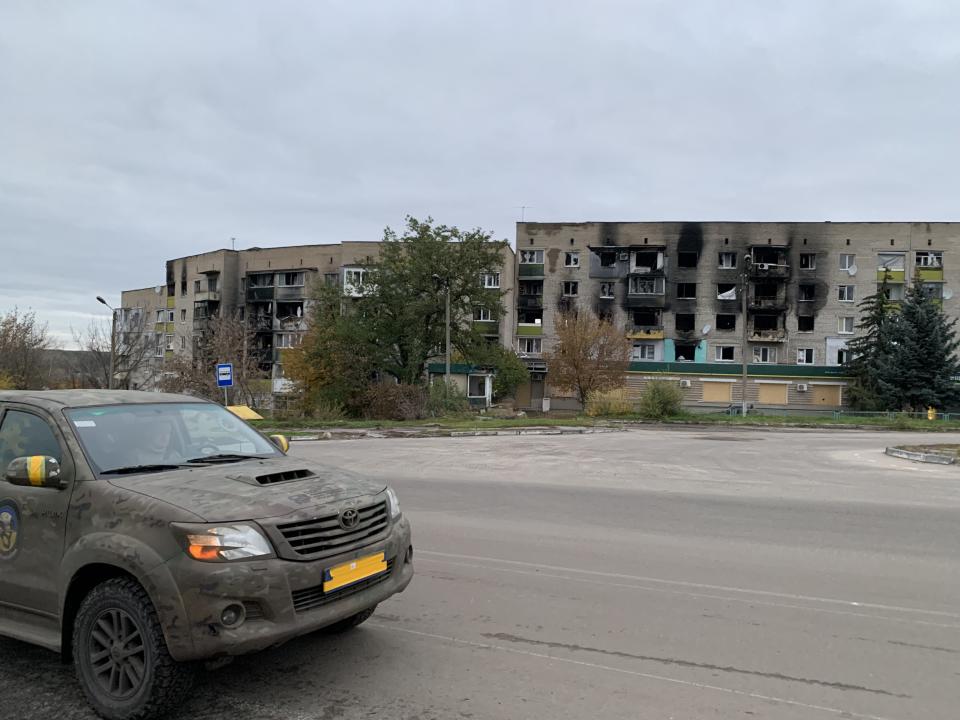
[[73, 577, 193, 720], [323, 605, 377, 634]]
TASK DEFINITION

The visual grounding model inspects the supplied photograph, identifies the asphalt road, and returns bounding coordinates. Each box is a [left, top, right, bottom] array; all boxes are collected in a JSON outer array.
[[3, 427, 960, 719]]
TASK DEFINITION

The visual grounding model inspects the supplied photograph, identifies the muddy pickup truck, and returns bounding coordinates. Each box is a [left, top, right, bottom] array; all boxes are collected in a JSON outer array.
[[0, 390, 413, 719]]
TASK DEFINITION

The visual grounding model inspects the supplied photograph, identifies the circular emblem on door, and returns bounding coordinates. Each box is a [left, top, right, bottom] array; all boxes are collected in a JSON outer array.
[[0, 500, 20, 559], [339, 507, 360, 530]]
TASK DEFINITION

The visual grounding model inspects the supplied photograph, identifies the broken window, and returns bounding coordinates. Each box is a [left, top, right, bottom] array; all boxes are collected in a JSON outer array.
[[154, 334, 164, 357], [632, 250, 663, 273], [193, 280, 201, 293], [564, 252, 580, 268], [915, 251, 943, 268], [718, 252, 737, 269], [678, 251, 699, 268], [837, 349, 850, 365], [715, 345, 735, 362], [519, 280, 543, 295], [797, 315, 814, 332], [180, 309, 186, 323], [838, 317, 855, 334], [676, 282, 697, 299], [563, 281, 579, 296], [597, 306, 613, 322], [517, 337, 542, 354], [881, 284, 905, 301], [675, 313, 695, 332], [717, 283, 737, 300], [473, 307, 492, 322], [799, 253, 816, 270], [754, 282, 779, 299], [798, 284, 816, 302], [751, 247, 782, 265], [324, 273, 339, 286], [877, 253, 905, 271], [482, 272, 501, 288], [675, 344, 697, 361], [922, 283, 944, 300], [278, 272, 304, 287], [633, 308, 661, 327], [753, 314, 779, 331], [468, 375, 487, 398], [599, 282, 615, 299], [165, 334, 175, 351], [518, 308, 542, 325], [599, 251, 617, 268], [839, 254, 856, 270], [797, 348, 815, 364], [520, 249, 544, 264], [716, 314, 736, 331], [248, 273, 275, 287], [632, 343, 656, 361], [838, 285, 855, 302], [628, 276, 665, 295], [753, 346, 776, 363]]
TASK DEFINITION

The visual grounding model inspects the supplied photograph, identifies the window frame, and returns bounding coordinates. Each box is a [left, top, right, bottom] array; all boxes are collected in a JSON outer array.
[[628, 276, 665, 296], [631, 343, 656, 361], [564, 252, 580, 268], [796, 348, 815, 365], [481, 272, 501, 289], [714, 345, 735, 362], [799, 253, 817, 270], [562, 281, 579, 297], [676, 282, 697, 299], [473, 307, 492, 322], [915, 251, 943, 268], [718, 252, 737, 269], [517, 337, 543, 355], [839, 254, 856, 270], [753, 346, 777, 364], [838, 317, 855, 335], [519, 249, 544, 264], [599, 282, 615, 299], [838, 285, 855, 302]]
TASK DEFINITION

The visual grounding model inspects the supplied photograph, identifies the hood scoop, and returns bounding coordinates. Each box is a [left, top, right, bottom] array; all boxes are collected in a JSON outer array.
[[254, 468, 316, 485]]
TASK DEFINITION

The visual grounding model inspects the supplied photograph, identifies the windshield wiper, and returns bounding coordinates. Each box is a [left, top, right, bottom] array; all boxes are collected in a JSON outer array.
[[185, 453, 269, 465], [101, 464, 185, 476]]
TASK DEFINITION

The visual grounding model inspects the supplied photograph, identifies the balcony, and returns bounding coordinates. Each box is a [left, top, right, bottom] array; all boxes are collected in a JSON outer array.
[[278, 317, 307, 332], [516, 324, 543, 337], [623, 294, 666, 309], [517, 294, 543, 309], [625, 325, 664, 340], [518, 264, 545, 278], [247, 287, 275, 302], [748, 295, 787, 311], [916, 267, 944, 282], [749, 328, 788, 343], [473, 320, 499, 335], [251, 316, 276, 332], [877, 269, 905, 283], [276, 285, 306, 301], [749, 264, 790, 279], [194, 291, 221, 303]]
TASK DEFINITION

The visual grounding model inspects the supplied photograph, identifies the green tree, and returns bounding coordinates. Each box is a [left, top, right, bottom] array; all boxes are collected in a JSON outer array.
[[844, 277, 896, 410], [884, 280, 960, 411], [0, 308, 54, 389]]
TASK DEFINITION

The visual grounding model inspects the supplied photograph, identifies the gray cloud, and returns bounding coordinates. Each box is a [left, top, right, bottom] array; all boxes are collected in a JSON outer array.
[[2, 0, 959, 343]]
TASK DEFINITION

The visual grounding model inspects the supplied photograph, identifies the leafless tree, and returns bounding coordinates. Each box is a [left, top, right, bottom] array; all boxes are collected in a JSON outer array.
[[0, 309, 55, 389], [160, 311, 268, 406], [71, 312, 156, 389], [545, 310, 632, 406]]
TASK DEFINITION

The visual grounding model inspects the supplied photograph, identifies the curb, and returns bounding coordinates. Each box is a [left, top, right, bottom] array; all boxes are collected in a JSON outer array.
[[884, 447, 956, 465], [287, 426, 625, 441]]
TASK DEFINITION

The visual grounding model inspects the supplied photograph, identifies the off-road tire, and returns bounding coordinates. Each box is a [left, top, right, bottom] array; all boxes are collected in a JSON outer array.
[[323, 605, 377, 634], [72, 577, 193, 720]]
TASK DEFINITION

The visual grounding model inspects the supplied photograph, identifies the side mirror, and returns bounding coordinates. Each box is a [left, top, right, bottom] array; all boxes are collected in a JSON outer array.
[[269, 435, 290, 453], [5, 456, 66, 489]]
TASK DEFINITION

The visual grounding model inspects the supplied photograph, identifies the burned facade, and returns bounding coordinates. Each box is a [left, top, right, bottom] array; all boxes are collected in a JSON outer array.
[[513, 221, 960, 411]]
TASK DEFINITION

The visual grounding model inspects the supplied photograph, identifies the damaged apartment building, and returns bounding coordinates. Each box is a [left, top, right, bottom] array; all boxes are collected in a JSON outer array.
[[512, 221, 960, 412], [120, 242, 515, 405]]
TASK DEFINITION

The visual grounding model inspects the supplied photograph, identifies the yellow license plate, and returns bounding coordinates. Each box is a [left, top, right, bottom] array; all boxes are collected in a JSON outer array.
[[323, 552, 388, 593]]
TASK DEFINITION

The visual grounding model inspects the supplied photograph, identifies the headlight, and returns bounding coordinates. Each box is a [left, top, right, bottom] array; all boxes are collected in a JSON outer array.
[[386, 487, 401, 519], [173, 523, 274, 562]]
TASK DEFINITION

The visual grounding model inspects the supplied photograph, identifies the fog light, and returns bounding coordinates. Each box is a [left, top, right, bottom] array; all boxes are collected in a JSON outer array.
[[405, 545, 413, 564], [221, 603, 245, 628]]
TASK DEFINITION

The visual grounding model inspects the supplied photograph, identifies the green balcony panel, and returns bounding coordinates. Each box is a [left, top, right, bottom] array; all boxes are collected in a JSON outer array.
[[518, 264, 545, 277], [473, 320, 499, 334], [916, 267, 944, 282], [516, 324, 543, 336], [877, 269, 905, 282]]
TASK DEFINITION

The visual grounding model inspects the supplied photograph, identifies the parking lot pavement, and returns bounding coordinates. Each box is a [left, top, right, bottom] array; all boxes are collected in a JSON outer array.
[[3, 428, 959, 719]]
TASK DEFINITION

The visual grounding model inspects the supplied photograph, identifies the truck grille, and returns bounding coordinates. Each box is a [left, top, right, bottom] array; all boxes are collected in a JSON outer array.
[[292, 558, 395, 613], [276, 500, 389, 558]]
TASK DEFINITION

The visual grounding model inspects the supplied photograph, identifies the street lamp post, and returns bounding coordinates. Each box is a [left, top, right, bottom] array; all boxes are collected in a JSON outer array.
[[432, 274, 451, 381], [96, 296, 118, 390], [739, 255, 752, 417]]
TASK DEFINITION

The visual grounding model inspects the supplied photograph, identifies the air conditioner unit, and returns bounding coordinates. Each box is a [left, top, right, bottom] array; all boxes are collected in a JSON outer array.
[[796, 383, 809, 392], [679, 379, 692, 388], [618, 252, 629, 261]]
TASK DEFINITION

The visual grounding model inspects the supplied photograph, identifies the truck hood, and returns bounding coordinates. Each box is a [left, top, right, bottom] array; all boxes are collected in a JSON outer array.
[[107, 457, 388, 522]]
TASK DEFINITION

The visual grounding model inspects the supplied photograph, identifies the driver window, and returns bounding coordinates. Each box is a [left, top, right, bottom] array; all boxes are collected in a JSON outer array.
[[0, 411, 62, 471]]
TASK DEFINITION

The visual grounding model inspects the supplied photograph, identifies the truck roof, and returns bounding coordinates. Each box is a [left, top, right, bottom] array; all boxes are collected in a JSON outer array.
[[0, 390, 209, 410]]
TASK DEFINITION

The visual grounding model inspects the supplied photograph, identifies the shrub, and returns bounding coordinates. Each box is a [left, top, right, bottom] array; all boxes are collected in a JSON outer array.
[[585, 388, 634, 417], [362, 382, 428, 420], [426, 380, 470, 417], [638, 380, 684, 420]]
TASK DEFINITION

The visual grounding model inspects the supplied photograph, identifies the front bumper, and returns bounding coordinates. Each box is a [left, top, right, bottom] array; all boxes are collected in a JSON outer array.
[[150, 516, 413, 662]]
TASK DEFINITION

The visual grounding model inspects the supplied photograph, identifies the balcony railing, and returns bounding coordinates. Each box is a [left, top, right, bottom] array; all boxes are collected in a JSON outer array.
[[517, 295, 543, 309], [247, 287, 275, 301], [625, 325, 664, 340], [276, 285, 306, 301], [194, 291, 220, 303], [749, 264, 789, 279], [516, 324, 543, 337], [749, 295, 787, 310], [518, 264, 545, 278], [749, 328, 787, 342]]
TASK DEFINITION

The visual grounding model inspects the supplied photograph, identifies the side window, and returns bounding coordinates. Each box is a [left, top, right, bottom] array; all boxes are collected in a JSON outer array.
[[0, 411, 62, 472]]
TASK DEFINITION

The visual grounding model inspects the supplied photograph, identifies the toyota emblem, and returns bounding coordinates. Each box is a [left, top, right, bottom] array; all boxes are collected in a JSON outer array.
[[339, 507, 360, 530]]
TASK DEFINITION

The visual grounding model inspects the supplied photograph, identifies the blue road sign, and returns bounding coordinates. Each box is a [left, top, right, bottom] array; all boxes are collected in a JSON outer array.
[[216, 363, 234, 388]]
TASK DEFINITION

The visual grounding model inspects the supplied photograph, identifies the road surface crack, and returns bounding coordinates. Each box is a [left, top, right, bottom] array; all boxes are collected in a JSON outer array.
[[481, 632, 909, 698]]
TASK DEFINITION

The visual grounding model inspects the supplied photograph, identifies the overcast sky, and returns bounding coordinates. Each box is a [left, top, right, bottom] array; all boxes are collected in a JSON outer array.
[[2, 1, 959, 344]]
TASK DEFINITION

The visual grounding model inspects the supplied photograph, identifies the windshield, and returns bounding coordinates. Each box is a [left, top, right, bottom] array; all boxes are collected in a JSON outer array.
[[66, 403, 280, 475]]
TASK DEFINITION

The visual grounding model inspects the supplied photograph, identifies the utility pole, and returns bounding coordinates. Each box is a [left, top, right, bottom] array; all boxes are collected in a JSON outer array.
[[432, 274, 452, 382], [97, 296, 118, 390], [739, 254, 752, 417]]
